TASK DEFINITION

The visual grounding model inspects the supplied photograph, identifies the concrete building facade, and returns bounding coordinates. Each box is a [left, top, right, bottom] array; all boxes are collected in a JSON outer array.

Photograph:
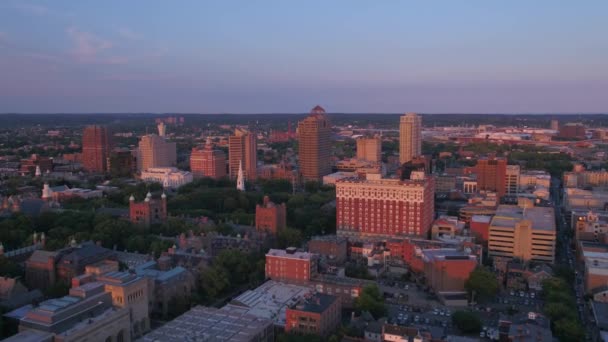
[[399, 113, 422, 164], [298, 106, 332, 182]]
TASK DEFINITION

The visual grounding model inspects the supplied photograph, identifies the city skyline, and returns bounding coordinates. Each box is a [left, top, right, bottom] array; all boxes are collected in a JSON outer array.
[[1, 1, 608, 113]]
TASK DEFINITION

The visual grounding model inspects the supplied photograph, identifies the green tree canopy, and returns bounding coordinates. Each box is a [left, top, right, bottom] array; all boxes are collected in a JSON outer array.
[[452, 311, 482, 334], [465, 267, 499, 302], [355, 284, 386, 319]]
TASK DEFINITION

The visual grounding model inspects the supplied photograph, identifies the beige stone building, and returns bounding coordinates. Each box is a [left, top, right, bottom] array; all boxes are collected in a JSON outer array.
[[399, 113, 421, 164], [356, 136, 382, 163], [137, 134, 176, 172]]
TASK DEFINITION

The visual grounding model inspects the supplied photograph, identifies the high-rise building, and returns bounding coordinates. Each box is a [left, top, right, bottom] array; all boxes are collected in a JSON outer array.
[[229, 128, 257, 180], [356, 136, 382, 163], [550, 119, 559, 131], [298, 106, 332, 182], [336, 172, 435, 239], [474, 157, 507, 197], [136, 134, 176, 172], [399, 113, 422, 164], [82, 125, 111, 173], [558, 123, 586, 139], [157, 122, 166, 137], [505, 165, 520, 196], [190, 138, 227, 179]]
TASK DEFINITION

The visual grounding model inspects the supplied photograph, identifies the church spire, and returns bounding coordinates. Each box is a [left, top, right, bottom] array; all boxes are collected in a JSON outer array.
[[236, 160, 245, 191]]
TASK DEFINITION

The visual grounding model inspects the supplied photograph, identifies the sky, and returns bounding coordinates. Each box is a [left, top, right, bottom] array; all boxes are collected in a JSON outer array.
[[0, 1, 607, 114]]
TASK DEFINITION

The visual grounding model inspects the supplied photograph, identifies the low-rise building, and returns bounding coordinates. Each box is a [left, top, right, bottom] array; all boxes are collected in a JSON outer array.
[[308, 235, 347, 264], [422, 249, 477, 293], [140, 167, 193, 189], [265, 248, 318, 284], [285, 293, 341, 337], [431, 216, 465, 239], [10, 282, 131, 342], [140, 306, 274, 342]]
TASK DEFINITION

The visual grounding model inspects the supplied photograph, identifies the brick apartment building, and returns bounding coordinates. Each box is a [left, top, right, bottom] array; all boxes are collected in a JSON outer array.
[[285, 293, 341, 337], [255, 196, 287, 234], [265, 248, 318, 284]]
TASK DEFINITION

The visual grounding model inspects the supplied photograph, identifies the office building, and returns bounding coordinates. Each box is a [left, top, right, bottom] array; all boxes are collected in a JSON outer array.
[[82, 125, 112, 173], [136, 134, 176, 172], [356, 136, 382, 163], [298, 106, 332, 182], [20, 154, 53, 175], [564, 168, 608, 188], [558, 122, 586, 139], [190, 138, 227, 179], [519, 170, 551, 190], [550, 119, 559, 131], [488, 205, 556, 263], [336, 172, 435, 238], [229, 128, 257, 180], [140, 167, 193, 189], [265, 248, 318, 284], [399, 113, 422, 164], [505, 165, 520, 195], [474, 157, 507, 197], [255, 196, 287, 234], [285, 293, 341, 337]]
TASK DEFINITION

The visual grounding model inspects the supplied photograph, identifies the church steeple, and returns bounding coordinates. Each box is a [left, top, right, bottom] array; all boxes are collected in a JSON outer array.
[[236, 160, 245, 191]]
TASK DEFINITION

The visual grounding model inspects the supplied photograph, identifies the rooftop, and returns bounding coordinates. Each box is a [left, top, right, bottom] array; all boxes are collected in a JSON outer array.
[[266, 248, 314, 261], [490, 205, 555, 232], [140, 306, 272, 342], [225, 280, 311, 326], [289, 293, 338, 314]]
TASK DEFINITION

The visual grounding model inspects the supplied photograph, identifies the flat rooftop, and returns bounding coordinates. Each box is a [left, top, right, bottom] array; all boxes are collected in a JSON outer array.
[[266, 248, 314, 261], [491, 205, 555, 232], [289, 293, 337, 314], [140, 306, 272, 342], [225, 280, 311, 326]]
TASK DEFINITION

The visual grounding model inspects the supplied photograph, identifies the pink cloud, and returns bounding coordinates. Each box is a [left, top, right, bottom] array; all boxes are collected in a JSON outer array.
[[66, 27, 113, 63]]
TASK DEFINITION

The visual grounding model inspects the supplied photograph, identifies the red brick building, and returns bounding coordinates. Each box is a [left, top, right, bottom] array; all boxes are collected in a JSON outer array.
[[308, 235, 347, 264], [336, 172, 435, 238], [470, 215, 492, 243], [20, 154, 53, 175], [558, 123, 586, 139], [265, 248, 317, 284], [129, 192, 167, 227], [474, 157, 507, 198], [190, 138, 227, 179], [422, 250, 477, 292], [298, 106, 332, 182], [255, 196, 286, 234], [82, 125, 112, 173], [285, 293, 341, 337]]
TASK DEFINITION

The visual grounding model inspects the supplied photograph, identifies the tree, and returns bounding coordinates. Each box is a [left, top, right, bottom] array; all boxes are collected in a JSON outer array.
[[465, 267, 499, 302], [554, 318, 585, 342], [355, 284, 386, 319], [452, 311, 482, 334], [277, 227, 304, 249], [0, 257, 22, 278]]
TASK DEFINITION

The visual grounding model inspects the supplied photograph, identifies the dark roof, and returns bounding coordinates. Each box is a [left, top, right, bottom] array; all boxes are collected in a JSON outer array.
[[59, 242, 113, 263], [383, 324, 419, 337], [290, 293, 337, 314], [19, 199, 47, 216], [0, 290, 43, 310]]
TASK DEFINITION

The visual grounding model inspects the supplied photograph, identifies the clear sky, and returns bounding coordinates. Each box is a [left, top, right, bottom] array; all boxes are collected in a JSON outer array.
[[1, 1, 607, 113]]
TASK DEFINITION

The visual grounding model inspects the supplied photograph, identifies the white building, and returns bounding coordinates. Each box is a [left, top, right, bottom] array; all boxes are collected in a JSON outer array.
[[140, 167, 193, 189]]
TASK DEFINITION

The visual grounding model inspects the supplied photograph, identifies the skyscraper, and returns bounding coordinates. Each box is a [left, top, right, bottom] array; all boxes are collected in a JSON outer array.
[[137, 134, 176, 172], [190, 138, 226, 179], [228, 128, 257, 180], [82, 125, 111, 173], [298, 105, 332, 182], [399, 113, 422, 164], [356, 136, 382, 163]]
